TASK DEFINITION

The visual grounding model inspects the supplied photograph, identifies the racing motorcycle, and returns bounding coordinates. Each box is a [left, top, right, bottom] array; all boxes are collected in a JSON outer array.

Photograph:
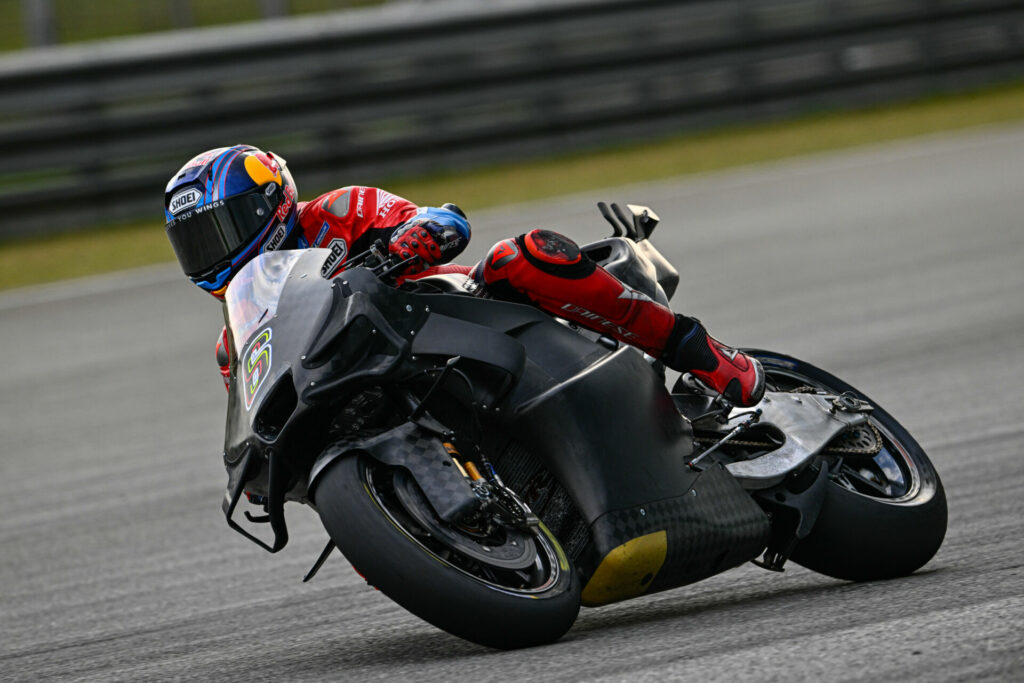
[[219, 203, 946, 649]]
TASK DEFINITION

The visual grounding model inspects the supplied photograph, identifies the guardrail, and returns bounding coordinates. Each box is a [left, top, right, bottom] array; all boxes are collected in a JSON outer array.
[[1, 0, 1023, 240]]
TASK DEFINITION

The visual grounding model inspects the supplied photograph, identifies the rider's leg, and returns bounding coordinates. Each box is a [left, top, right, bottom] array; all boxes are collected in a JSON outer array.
[[472, 230, 765, 406], [215, 327, 231, 391]]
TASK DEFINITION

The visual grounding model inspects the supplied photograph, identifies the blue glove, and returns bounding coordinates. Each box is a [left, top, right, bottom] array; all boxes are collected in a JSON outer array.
[[389, 205, 471, 271]]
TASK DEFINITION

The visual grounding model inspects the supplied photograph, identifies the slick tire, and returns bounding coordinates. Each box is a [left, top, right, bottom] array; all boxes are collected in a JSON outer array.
[[314, 453, 581, 649], [752, 351, 948, 582]]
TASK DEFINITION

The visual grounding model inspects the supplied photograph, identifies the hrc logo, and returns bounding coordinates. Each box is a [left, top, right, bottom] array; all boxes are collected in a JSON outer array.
[[243, 329, 272, 411]]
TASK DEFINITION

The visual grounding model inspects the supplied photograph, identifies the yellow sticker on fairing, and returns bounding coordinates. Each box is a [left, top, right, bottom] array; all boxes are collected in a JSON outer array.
[[581, 530, 667, 606]]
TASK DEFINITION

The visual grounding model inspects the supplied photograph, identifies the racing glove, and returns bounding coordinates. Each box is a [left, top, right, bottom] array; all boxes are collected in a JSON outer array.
[[389, 205, 471, 273]]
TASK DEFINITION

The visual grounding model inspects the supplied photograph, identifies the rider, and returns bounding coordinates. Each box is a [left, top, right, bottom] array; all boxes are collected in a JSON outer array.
[[164, 144, 764, 406]]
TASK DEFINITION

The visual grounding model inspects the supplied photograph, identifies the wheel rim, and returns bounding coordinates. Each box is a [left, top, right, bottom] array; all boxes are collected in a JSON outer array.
[[362, 460, 566, 596], [761, 367, 924, 504]]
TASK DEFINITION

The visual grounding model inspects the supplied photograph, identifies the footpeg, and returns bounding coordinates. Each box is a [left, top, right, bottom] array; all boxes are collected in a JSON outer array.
[[687, 409, 762, 469], [678, 372, 733, 408]]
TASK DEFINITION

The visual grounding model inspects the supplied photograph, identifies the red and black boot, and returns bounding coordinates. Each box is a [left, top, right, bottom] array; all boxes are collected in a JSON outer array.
[[662, 316, 765, 406]]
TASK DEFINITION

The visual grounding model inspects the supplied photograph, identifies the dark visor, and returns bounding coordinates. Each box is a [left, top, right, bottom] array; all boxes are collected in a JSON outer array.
[[166, 188, 277, 277]]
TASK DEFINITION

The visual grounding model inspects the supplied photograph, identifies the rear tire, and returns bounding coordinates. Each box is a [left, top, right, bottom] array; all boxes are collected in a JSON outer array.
[[751, 351, 947, 581], [314, 453, 580, 649]]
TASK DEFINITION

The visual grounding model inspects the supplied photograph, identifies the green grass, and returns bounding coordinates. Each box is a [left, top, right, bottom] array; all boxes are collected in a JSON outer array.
[[0, 221, 176, 290], [3, 81, 1024, 292], [0, 0, 386, 52]]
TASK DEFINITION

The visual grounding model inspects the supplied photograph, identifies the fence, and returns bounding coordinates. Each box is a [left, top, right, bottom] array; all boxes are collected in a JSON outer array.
[[13, 1, 398, 50], [2, 0, 1023, 240]]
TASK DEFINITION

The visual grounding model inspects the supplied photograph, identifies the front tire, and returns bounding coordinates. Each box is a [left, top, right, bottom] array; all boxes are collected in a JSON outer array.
[[751, 351, 947, 581], [314, 453, 580, 649]]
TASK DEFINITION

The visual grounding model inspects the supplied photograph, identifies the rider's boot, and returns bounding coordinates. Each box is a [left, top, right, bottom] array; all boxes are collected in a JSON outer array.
[[475, 229, 766, 407], [662, 315, 765, 406]]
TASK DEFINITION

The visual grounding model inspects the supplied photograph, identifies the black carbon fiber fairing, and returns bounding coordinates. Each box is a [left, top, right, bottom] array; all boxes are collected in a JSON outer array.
[[578, 464, 770, 605]]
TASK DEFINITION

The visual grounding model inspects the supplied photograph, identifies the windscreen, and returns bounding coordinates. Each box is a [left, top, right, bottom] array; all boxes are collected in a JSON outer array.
[[225, 250, 305, 351]]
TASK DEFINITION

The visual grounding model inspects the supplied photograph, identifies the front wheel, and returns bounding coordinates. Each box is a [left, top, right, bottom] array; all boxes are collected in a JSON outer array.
[[313, 453, 580, 649], [750, 350, 947, 581]]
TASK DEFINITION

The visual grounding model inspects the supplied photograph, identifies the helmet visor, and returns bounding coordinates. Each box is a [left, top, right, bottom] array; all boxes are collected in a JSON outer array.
[[166, 188, 277, 277]]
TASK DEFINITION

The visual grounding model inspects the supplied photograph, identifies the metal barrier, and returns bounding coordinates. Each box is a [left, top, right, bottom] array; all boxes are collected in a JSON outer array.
[[1, 0, 1023, 239]]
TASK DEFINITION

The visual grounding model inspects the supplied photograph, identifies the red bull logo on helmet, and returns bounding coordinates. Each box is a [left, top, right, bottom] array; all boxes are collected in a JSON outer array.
[[244, 153, 283, 188]]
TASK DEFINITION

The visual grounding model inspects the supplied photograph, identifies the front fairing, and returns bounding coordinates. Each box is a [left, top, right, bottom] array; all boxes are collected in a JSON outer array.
[[222, 250, 335, 471], [221, 249, 430, 477], [220, 248, 439, 551]]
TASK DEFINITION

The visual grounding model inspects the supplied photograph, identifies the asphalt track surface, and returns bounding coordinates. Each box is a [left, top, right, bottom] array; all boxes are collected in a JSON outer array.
[[2, 124, 1023, 682]]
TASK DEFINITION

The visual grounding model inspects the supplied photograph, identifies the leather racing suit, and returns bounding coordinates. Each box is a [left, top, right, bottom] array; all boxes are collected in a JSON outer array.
[[215, 186, 764, 407]]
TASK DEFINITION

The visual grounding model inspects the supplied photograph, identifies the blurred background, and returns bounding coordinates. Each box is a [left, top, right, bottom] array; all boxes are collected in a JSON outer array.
[[3, 0, 387, 50], [1, 0, 1023, 289]]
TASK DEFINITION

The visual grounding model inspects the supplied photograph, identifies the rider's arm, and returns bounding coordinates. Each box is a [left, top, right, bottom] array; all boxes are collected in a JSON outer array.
[[298, 186, 420, 276], [214, 187, 421, 389]]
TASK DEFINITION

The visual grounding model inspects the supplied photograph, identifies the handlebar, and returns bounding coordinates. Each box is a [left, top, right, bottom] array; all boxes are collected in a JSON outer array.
[[334, 239, 422, 284]]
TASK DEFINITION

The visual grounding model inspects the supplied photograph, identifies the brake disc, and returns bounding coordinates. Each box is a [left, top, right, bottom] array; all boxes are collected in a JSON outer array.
[[393, 471, 538, 569]]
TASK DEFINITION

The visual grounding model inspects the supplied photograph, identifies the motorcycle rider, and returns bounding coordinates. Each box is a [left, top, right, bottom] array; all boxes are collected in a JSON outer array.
[[164, 144, 764, 406]]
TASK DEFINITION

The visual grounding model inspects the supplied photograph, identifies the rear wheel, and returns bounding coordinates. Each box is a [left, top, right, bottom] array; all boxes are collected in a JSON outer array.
[[314, 452, 580, 649], [750, 351, 947, 581]]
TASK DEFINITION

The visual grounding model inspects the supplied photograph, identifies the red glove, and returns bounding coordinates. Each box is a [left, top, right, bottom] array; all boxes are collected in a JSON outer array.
[[388, 223, 443, 273]]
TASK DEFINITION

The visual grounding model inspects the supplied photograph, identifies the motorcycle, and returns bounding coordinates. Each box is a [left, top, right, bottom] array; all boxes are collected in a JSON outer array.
[[218, 203, 947, 649]]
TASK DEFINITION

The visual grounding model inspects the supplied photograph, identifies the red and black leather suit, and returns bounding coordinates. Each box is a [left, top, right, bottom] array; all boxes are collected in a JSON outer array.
[[216, 186, 764, 406]]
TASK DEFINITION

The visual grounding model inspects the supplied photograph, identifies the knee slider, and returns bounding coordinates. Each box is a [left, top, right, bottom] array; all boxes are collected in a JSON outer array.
[[520, 230, 596, 279], [523, 230, 580, 264]]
